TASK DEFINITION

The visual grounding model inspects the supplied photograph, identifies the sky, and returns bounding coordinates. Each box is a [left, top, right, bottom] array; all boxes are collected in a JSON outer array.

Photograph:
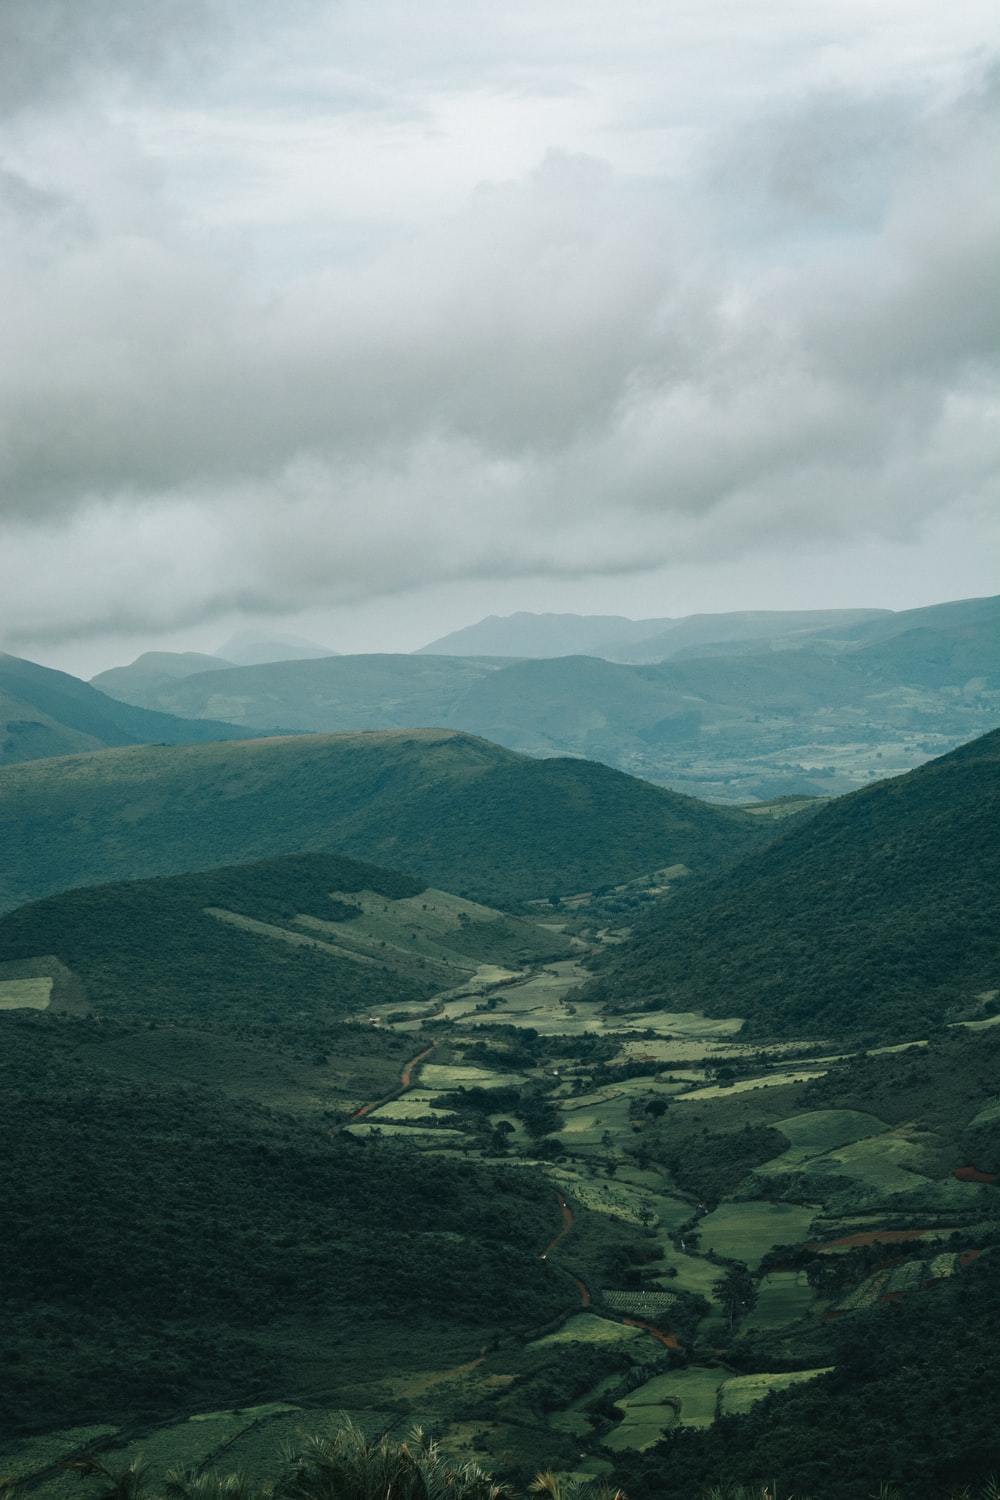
[[1, 0, 998, 678]]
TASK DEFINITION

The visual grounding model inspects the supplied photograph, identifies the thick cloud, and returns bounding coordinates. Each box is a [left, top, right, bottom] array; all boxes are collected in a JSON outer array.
[[0, 2, 997, 657]]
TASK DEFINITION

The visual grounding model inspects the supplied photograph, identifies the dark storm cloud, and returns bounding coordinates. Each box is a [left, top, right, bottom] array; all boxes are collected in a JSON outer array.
[[0, 2, 997, 649]]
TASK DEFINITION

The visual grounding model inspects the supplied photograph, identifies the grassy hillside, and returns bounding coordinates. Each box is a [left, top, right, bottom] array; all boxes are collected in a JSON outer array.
[[0, 652, 253, 765], [0, 729, 773, 914], [587, 729, 1000, 1040], [0, 851, 574, 1032]]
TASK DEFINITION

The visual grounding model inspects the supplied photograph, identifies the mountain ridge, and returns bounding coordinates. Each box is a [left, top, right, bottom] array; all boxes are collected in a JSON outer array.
[[0, 726, 776, 914]]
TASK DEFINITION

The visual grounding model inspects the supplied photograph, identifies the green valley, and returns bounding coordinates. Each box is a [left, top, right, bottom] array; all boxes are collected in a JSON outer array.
[[1, 730, 998, 1498]]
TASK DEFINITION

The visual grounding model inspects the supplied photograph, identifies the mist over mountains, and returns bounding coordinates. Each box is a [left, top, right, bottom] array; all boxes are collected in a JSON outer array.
[[87, 595, 999, 801]]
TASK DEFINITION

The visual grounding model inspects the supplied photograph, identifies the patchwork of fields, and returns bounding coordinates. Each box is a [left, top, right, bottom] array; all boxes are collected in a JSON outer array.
[[3, 861, 997, 1494]]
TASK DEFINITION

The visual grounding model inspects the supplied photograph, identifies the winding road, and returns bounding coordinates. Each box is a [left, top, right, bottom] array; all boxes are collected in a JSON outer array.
[[349, 1040, 438, 1121]]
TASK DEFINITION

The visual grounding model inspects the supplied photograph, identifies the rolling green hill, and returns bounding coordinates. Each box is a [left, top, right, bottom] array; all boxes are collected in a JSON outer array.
[[587, 728, 1000, 1040], [0, 652, 254, 765], [0, 728, 773, 914]]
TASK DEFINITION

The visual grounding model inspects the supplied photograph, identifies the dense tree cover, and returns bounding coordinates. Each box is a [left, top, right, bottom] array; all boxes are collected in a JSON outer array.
[[0, 1030, 573, 1435], [614, 1252, 1000, 1499], [0, 729, 776, 914], [640, 1123, 790, 1209], [586, 730, 1000, 1040], [0, 854, 434, 1027]]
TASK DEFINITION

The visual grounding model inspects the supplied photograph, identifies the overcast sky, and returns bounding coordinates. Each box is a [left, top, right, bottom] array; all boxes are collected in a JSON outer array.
[[1, 0, 997, 677]]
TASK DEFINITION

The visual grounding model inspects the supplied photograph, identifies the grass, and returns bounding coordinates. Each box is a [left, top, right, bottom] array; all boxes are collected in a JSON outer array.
[[529, 1314, 648, 1348], [740, 1272, 816, 1332], [697, 1203, 819, 1270], [0, 977, 52, 1009], [771, 1109, 890, 1155], [718, 1368, 834, 1416]]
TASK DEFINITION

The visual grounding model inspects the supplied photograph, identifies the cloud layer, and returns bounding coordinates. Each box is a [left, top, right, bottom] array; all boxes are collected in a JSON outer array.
[[0, 1, 997, 657]]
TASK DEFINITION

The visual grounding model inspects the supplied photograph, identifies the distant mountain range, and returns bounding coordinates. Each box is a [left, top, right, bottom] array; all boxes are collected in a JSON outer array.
[[89, 595, 1000, 801], [416, 606, 894, 661]]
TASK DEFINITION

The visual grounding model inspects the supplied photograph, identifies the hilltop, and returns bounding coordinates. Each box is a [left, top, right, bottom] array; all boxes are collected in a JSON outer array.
[[587, 728, 1000, 1040], [0, 728, 774, 914]]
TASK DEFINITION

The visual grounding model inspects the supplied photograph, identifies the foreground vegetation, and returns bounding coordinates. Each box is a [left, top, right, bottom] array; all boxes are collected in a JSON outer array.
[[1, 732, 997, 1498], [14, 1418, 1000, 1500]]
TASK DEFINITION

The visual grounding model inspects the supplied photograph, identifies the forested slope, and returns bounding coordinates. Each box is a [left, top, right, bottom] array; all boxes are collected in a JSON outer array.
[[0, 729, 774, 912], [0, 1011, 570, 1436], [588, 729, 1000, 1039]]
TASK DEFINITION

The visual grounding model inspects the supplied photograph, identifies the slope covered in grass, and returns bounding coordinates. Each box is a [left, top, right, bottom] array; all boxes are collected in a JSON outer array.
[[0, 853, 440, 1027], [0, 729, 774, 913], [588, 730, 1000, 1040], [0, 852, 574, 1028]]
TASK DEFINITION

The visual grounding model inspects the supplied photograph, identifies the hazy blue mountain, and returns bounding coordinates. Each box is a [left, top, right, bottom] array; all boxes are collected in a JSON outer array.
[[0, 652, 255, 766], [418, 606, 892, 661], [93, 652, 501, 729], [91, 650, 236, 708], [88, 600, 1000, 801], [416, 610, 665, 657], [812, 592, 1000, 648], [604, 607, 891, 662], [214, 629, 336, 664]]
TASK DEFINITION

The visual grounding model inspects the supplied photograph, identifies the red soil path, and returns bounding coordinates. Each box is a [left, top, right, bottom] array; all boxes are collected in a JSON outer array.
[[952, 1165, 997, 1184], [542, 1192, 574, 1257], [401, 1042, 437, 1089], [810, 1228, 935, 1251], [350, 1040, 439, 1120], [540, 1194, 590, 1307], [623, 1317, 681, 1349]]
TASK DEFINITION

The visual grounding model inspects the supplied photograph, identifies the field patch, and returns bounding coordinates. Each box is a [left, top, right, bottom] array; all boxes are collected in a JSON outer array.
[[420, 1063, 527, 1090], [530, 1313, 647, 1348], [741, 1270, 816, 1331], [364, 1089, 457, 1122], [774, 1109, 889, 1155], [698, 1201, 818, 1269], [0, 976, 52, 1009], [675, 1069, 828, 1101], [718, 1367, 833, 1416], [606, 1366, 725, 1447]]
